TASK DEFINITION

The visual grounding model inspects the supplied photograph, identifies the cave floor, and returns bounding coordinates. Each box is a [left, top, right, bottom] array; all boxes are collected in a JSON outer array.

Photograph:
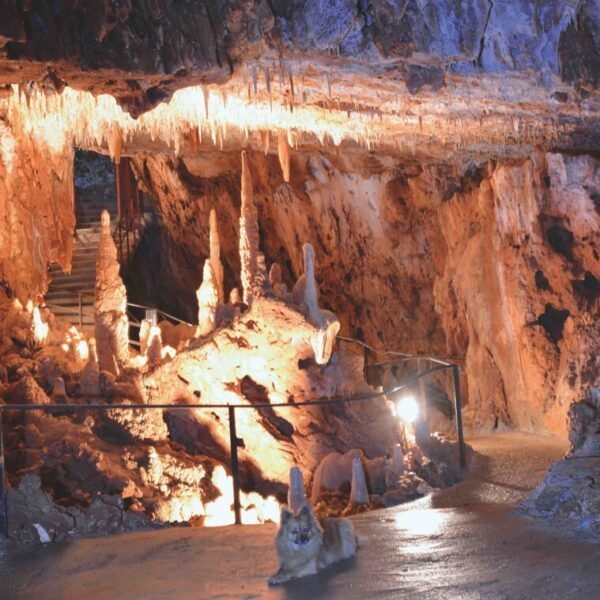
[[2, 432, 600, 600]]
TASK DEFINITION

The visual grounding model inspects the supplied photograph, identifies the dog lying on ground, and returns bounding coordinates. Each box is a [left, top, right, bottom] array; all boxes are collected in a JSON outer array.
[[268, 504, 357, 585]]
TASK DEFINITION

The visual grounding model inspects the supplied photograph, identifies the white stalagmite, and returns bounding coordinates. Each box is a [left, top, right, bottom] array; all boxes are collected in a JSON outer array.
[[287, 467, 308, 514], [209, 209, 225, 303], [28, 305, 48, 349], [302, 243, 340, 364], [277, 129, 291, 182], [196, 259, 219, 337], [350, 457, 369, 505], [147, 325, 163, 369], [229, 287, 241, 305], [94, 210, 129, 376], [239, 150, 259, 306]]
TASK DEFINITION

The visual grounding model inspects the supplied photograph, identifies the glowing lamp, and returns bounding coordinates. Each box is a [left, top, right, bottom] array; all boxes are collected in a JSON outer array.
[[395, 395, 419, 424]]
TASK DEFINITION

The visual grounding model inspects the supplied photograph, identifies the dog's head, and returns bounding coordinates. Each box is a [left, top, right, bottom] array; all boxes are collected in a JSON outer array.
[[279, 504, 321, 548]]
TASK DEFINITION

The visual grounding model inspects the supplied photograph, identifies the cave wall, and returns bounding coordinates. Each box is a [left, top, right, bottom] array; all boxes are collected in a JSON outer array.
[[129, 149, 599, 438], [435, 154, 599, 435], [129, 150, 448, 357], [0, 126, 75, 302]]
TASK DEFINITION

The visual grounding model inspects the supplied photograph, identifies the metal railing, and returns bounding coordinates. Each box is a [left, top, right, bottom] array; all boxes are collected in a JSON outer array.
[[0, 357, 464, 536]]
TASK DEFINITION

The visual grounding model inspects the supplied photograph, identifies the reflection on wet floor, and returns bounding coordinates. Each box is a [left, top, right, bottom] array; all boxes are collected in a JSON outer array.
[[2, 432, 598, 600]]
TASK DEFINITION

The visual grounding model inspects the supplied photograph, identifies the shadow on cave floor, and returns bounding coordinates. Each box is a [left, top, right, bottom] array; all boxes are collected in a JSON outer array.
[[3, 432, 599, 600]]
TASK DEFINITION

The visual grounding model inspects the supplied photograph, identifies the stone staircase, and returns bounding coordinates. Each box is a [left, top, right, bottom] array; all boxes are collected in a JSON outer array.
[[46, 190, 117, 328]]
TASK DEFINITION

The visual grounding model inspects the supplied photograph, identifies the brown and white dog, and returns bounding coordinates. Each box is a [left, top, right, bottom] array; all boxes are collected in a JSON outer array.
[[268, 504, 357, 585]]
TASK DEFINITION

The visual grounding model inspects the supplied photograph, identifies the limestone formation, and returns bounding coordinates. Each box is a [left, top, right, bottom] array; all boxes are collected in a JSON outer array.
[[146, 326, 163, 370], [287, 467, 308, 513], [79, 339, 100, 396], [302, 244, 340, 365], [277, 130, 291, 183], [94, 210, 129, 376], [209, 209, 224, 304], [196, 260, 219, 337], [349, 457, 369, 505], [239, 150, 259, 306], [27, 306, 49, 350]]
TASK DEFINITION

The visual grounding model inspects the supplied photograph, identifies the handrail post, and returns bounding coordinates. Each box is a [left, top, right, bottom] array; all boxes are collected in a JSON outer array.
[[78, 292, 83, 329], [0, 411, 8, 537], [228, 405, 242, 525], [363, 345, 369, 382], [452, 365, 466, 469]]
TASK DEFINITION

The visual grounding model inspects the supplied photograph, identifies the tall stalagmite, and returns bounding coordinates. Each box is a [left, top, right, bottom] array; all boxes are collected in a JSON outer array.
[[196, 259, 219, 337], [239, 150, 259, 306], [209, 208, 224, 304], [94, 210, 129, 375], [302, 244, 340, 365]]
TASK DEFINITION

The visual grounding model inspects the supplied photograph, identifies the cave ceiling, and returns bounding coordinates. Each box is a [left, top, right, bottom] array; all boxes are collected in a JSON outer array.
[[0, 0, 598, 162]]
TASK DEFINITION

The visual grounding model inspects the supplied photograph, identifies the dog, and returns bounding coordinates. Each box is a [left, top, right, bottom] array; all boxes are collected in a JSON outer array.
[[268, 504, 357, 585]]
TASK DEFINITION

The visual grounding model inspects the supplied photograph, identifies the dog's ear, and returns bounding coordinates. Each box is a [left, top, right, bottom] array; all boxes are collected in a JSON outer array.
[[280, 506, 292, 524]]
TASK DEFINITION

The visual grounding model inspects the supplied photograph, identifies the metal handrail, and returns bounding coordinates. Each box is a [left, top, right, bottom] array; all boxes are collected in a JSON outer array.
[[0, 361, 465, 532]]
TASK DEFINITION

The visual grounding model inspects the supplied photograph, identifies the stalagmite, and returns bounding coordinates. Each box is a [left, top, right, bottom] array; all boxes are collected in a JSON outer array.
[[277, 129, 291, 182], [94, 210, 129, 376], [287, 467, 308, 513], [51, 377, 68, 403], [255, 252, 271, 296], [196, 259, 219, 337], [80, 339, 100, 396], [269, 263, 288, 298], [239, 150, 259, 306], [229, 288, 242, 305], [209, 209, 224, 303], [147, 326, 163, 369], [302, 244, 340, 364], [27, 305, 48, 349], [350, 457, 369, 505]]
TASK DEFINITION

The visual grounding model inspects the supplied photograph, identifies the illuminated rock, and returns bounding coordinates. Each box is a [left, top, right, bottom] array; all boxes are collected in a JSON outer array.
[[196, 259, 219, 337], [311, 450, 363, 501], [209, 209, 225, 304], [302, 243, 340, 365], [94, 210, 129, 376], [277, 129, 291, 182], [27, 305, 49, 350], [239, 150, 259, 306], [147, 326, 163, 370]]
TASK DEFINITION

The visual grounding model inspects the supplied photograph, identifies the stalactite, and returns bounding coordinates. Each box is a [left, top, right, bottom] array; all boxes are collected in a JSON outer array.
[[277, 129, 291, 183], [107, 124, 123, 164], [209, 209, 224, 303], [239, 150, 259, 306]]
